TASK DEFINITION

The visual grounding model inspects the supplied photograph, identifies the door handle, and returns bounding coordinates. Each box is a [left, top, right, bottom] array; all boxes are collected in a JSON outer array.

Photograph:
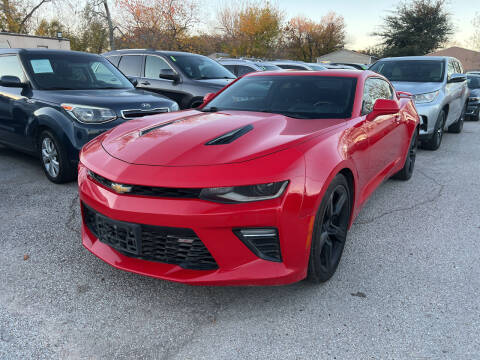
[[140, 81, 151, 85]]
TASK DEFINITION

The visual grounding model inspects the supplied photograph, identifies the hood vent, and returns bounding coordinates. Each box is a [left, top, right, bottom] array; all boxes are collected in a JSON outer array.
[[140, 119, 182, 136], [205, 124, 253, 145]]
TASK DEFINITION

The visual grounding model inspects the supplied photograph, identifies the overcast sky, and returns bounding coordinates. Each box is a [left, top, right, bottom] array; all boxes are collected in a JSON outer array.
[[210, 0, 478, 50]]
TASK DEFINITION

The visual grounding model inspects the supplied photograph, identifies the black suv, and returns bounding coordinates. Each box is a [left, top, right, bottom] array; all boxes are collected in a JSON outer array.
[[0, 49, 178, 183], [103, 50, 236, 109]]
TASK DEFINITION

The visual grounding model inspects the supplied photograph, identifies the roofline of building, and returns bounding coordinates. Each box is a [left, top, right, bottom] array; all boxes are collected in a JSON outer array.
[[0, 31, 69, 42]]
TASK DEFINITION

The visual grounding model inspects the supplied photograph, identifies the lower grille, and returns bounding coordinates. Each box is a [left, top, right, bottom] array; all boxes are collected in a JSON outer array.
[[82, 203, 218, 270]]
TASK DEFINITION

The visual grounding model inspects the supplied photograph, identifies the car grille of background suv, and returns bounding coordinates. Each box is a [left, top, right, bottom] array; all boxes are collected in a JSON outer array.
[[82, 203, 218, 270], [121, 108, 170, 119]]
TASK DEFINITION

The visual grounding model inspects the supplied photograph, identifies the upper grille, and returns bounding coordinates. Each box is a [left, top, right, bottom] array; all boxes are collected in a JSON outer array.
[[121, 108, 169, 119], [82, 203, 218, 270], [88, 171, 202, 199]]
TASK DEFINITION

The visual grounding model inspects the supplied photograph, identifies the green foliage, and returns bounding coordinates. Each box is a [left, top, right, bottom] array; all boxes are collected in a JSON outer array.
[[375, 0, 453, 57]]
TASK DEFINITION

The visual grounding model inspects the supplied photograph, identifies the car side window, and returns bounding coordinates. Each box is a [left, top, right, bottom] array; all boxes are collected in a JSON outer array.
[[118, 55, 143, 77], [106, 56, 120, 67], [362, 78, 394, 115], [91, 62, 122, 86], [237, 65, 255, 76], [144, 56, 172, 79], [222, 64, 236, 75], [447, 60, 455, 79], [455, 60, 463, 74], [0, 55, 26, 81]]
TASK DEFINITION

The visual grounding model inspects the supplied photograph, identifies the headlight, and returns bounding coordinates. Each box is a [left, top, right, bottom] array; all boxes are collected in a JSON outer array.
[[170, 102, 180, 112], [414, 90, 440, 104], [61, 103, 116, 123], [199, 181, 289, 203], [469, 97, 480, 102]]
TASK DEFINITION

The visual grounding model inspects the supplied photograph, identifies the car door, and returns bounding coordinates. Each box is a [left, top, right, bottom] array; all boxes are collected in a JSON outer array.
[[138, 55, 185, 105], [362, 77, 403, 180], [117, 54, 143, 82], [0, 54, 33, 149]]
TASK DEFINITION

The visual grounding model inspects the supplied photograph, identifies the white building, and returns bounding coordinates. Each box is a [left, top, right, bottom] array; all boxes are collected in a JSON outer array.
[[0, 32, 70, 50], [317, 49, 376, 65]]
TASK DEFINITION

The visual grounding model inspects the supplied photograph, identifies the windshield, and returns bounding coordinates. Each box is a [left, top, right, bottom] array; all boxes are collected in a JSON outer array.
[[203, 75, 357, 119], [467, 75, 480, 89], [255, 63, 281, 71], [22, 53, 133, 90], [370, 60, 445, 83], [169, 54, 235, 80]]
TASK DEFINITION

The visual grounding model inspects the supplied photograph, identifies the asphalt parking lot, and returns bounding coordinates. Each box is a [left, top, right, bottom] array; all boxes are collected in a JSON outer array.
[[1, 122, 479, 359]]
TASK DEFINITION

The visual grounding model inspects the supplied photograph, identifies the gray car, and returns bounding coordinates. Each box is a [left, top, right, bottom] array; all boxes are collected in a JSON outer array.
[[269, 61, 326, 71], [370, 56, 468, 150], [218, 58, 281, 76]]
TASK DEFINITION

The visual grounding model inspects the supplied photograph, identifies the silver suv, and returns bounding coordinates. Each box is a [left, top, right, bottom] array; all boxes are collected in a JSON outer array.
[[370, 56, 468, 150]]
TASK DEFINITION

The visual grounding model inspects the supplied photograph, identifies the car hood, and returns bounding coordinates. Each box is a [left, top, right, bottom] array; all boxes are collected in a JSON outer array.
[[34, 88, 174, 111], [101, 110, 343, 166], [390, 81, 443, 95], [195, 78, 235, 88]]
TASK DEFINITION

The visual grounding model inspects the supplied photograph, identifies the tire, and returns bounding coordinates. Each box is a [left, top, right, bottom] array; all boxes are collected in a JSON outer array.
[[421, 110, 445, 151], [38, 130, 76, 183], [307, 174, 351, 283], [448, 103, 466, 133], [392, 129, 417, 181]]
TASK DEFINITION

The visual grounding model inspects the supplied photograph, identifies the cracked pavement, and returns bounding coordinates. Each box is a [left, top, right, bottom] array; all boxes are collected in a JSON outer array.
[[1, 121, 479, 359]]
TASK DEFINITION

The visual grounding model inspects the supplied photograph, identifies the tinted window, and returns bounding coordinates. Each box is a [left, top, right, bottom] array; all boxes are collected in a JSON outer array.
[[222, 64, 236, 75], [0, 55, 25, 81], [170, 54, 235, 80], [204, 75, 357, 119], [447, 60, 456, 78], [370, 60, 445, 82], [255, 64, 281, 71], [467, 75, 480, 89], [22, 53, 133, 90], [106, 55, 120, 67], [118, 55, 143, 77], [237, 65, 255, 76], [277, 64, 308, 70], [145, 55, 172, 79], [362, 78, 394, 115]]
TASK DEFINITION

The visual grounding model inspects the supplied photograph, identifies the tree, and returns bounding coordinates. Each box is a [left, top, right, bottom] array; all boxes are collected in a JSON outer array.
[[375, 0, 453, 57], [283, 13, 345, 62], [0, 0, 51, 33], [217, 1, 283, 58], [117, 0, 199, 50]]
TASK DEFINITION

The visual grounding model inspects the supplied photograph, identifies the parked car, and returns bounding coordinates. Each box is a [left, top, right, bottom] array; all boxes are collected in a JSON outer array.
[[370, 56, 468, 150], [218, 58, 281, 76], [321, 63, 357, 70], [466, 74, 480, 121], [103, 50, 236, 109], [331, 62, 369, 70], [0, 49, 178, 183], [269, 60, 326, 71], [79, 70, 419, 286]]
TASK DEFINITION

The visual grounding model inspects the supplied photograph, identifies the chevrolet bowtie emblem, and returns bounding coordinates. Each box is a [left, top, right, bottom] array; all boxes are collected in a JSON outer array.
[[111, 183, 133, 194]]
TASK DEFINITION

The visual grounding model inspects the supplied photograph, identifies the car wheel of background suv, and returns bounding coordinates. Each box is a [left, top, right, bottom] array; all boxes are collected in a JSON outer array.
[[392, 129, 418, 181], [421, 110, 446, 151], [307, 174, 351, 283], [39, 130, 76, 183], [448, 103, 466, 133]]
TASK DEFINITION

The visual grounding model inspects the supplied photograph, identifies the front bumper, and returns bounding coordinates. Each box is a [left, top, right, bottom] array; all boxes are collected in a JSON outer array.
[[466, 102, 479, 118], [78, 160, 310, 286], [413, 102, 443, 139]]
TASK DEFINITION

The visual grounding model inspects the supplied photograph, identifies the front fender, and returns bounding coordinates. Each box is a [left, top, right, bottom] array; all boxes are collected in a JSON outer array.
[[27, 106, 74, 151]]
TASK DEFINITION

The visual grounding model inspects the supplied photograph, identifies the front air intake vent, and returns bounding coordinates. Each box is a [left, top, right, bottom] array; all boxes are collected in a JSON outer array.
[[205, 124, 253, 145]]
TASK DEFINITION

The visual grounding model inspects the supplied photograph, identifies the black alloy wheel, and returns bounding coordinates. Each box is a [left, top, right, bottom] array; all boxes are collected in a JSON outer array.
[[307, 174, 351, 283], [392, 130, 418, 181], [422, 110, 445, 151]]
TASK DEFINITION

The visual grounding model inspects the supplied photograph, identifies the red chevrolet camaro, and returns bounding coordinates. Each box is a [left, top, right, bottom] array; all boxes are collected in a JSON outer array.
[[78, 70, 419, 286]]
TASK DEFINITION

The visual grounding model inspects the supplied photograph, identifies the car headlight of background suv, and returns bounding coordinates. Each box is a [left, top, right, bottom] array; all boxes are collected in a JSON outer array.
[[61, 103, 117, 123], [170, 102, 180, 112], [414, 90, 440, 104], [199, 181, 289, 203]]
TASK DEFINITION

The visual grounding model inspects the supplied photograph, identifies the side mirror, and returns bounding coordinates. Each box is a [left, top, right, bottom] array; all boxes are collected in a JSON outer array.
[[0, 75, 28, 88], [127, 77, 138, 86], [396, 91, 412, 99], [448, 73, 467, 83], [366, 99, 400, 121], [202, 92, 216, 105], [160, 69, 180, 82]]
